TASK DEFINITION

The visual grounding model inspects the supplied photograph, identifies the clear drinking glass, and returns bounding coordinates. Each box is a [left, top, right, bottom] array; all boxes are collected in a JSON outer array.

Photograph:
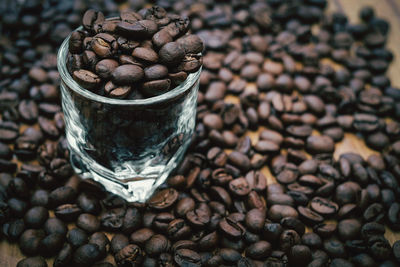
[[57, 32, 201, 202]]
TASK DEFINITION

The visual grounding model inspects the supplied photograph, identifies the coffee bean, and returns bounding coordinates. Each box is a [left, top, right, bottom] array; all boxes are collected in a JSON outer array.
[[19, 229, 45, 255], [49, 186, 77, 208], [174, 249, 201, 266], [55, 204, 82, 222], [110, 233, 129, 254], [39, 233, 65, 256], [117, 20, 158, 39], [73, 69, 101, 90], [17, 256, 47, 267], [73, 243, 101, 266], [111, 64, 144, 85], [310, 197, 338, 216], [115, 244, 144, 266], [147, 188, 178, 210], [95, 59, 119, 79], [76, 213, 100, 233], [53, 243, 73, 267], [44, 217, 67, 236], [159, 42, 185, 67], [24, 206, 49, 229]]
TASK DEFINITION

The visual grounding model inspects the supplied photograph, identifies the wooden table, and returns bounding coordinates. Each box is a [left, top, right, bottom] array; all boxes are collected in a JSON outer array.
[[1, 0, 400, 266]]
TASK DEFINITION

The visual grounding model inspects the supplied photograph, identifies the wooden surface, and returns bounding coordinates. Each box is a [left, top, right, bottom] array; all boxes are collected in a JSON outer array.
[[2, 0, 400, 266]]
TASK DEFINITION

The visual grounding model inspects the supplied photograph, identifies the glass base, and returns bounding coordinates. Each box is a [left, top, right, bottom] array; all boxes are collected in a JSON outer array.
[[70, 152, 169, 202]]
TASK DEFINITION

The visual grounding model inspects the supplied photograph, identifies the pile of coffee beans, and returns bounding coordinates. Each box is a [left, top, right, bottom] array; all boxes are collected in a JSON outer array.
[[67, 7, 204, 99], [1, 0, 400, 266]]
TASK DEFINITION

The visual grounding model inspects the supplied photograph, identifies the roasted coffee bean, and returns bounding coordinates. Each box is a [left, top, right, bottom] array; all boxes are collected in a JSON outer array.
[[100, 208, 125, 231], [310, 197, 338, 216], [111, 233, 130, 254], [73, 243, 101, 266], [279, 229, 301, 253], [115, 244, 144, 266], [49, 186, 77, 208], [111, 64, 144, 85], [174, 249, 201, 266], [43, 217, 67, 236], [19, 229, 45, 255], [88, 232, 109, 257], [16, 256, 47, 267], [8, 198, 28, 218], [159, 42, 185, 67], [55, 204, 82, 222], [54, 243, 73, 267], [24, 206, 49, 229], [38, 233, 65, 256], [72, 69, 101, 90], [76, 213, 101, 233]]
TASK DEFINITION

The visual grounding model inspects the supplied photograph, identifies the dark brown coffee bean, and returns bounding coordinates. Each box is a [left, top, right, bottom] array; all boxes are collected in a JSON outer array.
[[297, 206, 324, 225], [117, 20, 158, 39], [159, 42, 185, 67], [0, 121, 19, 142], [174, 249, 201, 266], [111, 64, 144, 85], [323, 239, 347, 258], [24, 206, 49, 229], [130, 228, 154, 247], [288, 245, 312, 266], [148, 188, 178, 210], [132, 47, 159, 64], [229, 177, 251, 196], [279, 229, 301, 253], [95, 59, 119, 79], [82, 10, 105, 32], [306, 135, 334, 154], [17, 256, 47, 267], [268, 205, 298, 222], [88, 232, 109, 257], [145, 234, 170, 256], [55, 204, 82, 222], [76, 213, 100, 233], [19, 229, 45, 255], [338, 219, 361, 240], [73, 243, 101, 266], [310, 197, 338, 216], [72, 69, 101, 90], [141, 79, 171, 97], [54, 243, 73, 267], [177, 34, 204, 54], [91, 33, 118, 58], [38, 233, 65, 257], [245, 241, 272, 260], [144, 64, 168, 80]]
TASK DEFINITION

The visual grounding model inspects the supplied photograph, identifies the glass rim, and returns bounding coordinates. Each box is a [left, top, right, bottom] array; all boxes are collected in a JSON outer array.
[[57, 28, 202, 106]]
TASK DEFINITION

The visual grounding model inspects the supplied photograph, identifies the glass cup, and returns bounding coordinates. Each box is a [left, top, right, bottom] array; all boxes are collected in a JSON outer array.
[[57, 31, 201, 202]]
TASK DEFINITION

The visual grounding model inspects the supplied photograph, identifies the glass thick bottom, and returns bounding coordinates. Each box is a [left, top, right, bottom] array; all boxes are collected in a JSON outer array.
[[68, 136, 191, 202]]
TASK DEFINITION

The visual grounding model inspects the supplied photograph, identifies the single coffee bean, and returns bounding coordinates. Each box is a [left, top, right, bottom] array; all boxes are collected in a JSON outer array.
[[174, 249, 201, 266], [38, 233, 65, 257], [310, 197, 338, 216], [73, 69, 101, 90], [76, 213, 100, 233], [115, 244, 144, 266], [44, 217, 67, 236], [54, 204, 82, 222], [159, 42, 185, 67], [54, 243, 73, 267], [19, 229, 45, 255], [111, 64, 144, 85], [24, 206, 49, 229], [16, 256, 47, 267], [73, 243, 101, 266]]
